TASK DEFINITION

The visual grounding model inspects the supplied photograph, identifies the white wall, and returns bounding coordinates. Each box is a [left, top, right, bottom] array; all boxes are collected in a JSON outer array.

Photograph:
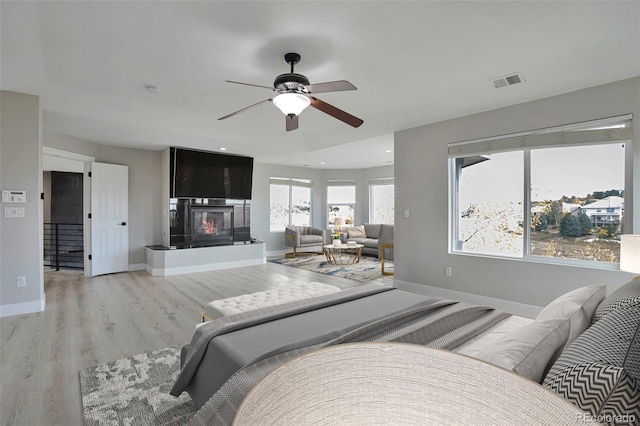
[[0, 91, 45, 317], [394, 77, 640, 310]]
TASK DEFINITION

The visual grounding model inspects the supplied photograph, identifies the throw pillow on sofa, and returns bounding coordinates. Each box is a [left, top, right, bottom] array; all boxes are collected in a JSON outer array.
[[347, 225, 366, 239], [363, 224, 382, 239]]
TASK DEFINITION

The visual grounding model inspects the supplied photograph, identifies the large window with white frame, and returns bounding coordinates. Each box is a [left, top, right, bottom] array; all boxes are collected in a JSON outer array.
[[270, 177, 313, 231], [327, 180, 356, 227], [369, 178, 394, 224], [450, 115, 630, 268]]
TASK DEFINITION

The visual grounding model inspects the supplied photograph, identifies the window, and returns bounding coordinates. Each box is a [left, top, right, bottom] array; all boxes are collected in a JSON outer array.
[[450, 115, 630, 267], [270, 177, 313, 231], [327, 180, 356, 227], [369, 178, 394, 224]]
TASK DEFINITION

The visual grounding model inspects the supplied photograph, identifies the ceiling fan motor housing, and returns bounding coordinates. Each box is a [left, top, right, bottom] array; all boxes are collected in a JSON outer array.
[[274, 73, 310, 92]]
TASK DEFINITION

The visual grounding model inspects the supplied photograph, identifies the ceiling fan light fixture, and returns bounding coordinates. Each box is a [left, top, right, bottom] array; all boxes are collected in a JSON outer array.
[[273, 93, 310, 116]]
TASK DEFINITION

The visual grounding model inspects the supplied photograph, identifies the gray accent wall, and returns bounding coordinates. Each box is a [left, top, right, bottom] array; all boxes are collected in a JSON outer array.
[[0, 91, 45, 316], [394, 77, 640, 309]]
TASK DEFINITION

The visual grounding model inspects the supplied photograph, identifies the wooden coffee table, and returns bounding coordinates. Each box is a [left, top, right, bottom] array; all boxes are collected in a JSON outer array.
[[323, 243, 364, 265]]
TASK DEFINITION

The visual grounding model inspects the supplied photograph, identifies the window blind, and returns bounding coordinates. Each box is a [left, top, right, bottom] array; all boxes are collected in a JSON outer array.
[[270, 177, 314, 188], [326, 179, 356, 187], [369, 177, 394, 186], [448, 115, 632, 158]]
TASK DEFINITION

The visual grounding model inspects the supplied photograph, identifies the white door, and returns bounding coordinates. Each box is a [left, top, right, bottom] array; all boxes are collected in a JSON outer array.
[[89, 162, 129, 276]]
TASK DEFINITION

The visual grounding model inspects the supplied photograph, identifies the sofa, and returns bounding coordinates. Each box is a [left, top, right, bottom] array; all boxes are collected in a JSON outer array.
[[343, 223, 394, 259]]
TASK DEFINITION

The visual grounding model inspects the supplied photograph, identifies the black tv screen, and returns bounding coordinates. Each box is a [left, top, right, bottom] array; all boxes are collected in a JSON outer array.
[[170, 147, 253, 200]]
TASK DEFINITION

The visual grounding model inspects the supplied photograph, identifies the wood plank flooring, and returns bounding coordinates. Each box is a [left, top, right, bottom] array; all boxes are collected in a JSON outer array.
[[0, 261, 385, 426]]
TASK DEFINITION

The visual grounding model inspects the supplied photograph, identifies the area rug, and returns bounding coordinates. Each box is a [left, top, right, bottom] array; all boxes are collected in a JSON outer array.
[[270, 255, 393, 282], [80, 347, 196, 426]]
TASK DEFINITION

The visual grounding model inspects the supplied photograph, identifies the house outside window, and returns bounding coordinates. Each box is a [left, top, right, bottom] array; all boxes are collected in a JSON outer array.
[[270, 177, 313, 231], [369, 178, 394, 224], [450, 115, 630, 268], [327, 180, 356, 227]]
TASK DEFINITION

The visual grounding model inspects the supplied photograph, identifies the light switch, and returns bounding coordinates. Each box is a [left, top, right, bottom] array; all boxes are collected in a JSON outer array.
[[4, 207, 25, 218], [403, 209, 410, 218]]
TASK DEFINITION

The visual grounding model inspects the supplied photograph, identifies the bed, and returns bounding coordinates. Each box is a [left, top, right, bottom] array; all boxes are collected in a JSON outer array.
[[171, 278, 639, 425], [171, 284, 512, 423]]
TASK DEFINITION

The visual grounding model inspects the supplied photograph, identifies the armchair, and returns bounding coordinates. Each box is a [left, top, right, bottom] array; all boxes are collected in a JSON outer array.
[[284, 225, 326, 258]]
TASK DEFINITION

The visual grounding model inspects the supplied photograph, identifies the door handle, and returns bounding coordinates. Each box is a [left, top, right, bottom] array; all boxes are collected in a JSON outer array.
[[121, 222, 127, 226]]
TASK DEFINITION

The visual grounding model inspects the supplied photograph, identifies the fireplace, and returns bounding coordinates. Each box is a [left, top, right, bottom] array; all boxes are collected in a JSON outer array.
[[169, 199, 250, 248], [190, 206, 234, 246]]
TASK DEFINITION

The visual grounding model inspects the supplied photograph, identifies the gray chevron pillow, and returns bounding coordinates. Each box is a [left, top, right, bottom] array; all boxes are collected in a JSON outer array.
[[545, 362, 640, 424], [591, 278, 640, 325], [543, 303, 640, 424]]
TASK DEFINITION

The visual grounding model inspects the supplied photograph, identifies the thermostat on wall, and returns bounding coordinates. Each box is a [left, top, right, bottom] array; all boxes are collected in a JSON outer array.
[[2, 190, 27, 203]]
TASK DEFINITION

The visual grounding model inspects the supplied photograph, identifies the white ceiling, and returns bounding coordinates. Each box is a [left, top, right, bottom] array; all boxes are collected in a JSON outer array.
[[2, 1, 639, 169]]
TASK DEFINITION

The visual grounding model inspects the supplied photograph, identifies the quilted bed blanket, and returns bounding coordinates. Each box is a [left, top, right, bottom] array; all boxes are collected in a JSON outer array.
[[170, 284, 510, 425]]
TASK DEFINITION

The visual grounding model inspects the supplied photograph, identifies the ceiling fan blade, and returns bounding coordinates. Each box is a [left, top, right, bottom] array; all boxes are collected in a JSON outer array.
[[225, 80, 275, 90], [218, 98, 272, 120], [285, 114, 299, 131], [309, 97, 363, 128], [303, 80, 357, 94]]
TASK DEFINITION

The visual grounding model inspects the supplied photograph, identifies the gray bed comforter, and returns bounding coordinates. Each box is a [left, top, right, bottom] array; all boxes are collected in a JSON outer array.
[[170, 284, 510, 425]]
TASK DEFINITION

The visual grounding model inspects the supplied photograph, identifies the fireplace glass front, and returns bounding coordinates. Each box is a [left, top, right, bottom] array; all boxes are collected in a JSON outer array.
[[191, 206, 233, 246]]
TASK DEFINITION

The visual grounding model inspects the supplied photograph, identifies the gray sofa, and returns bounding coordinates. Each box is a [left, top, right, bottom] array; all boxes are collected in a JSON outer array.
[[343, 223, 393, 259]]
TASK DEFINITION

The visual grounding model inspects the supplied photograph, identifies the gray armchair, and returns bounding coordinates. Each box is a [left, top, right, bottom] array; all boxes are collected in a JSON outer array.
[[284, 225, 326, 258]]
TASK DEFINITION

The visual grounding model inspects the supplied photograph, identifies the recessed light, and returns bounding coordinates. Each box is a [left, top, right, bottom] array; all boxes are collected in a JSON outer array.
[[320, 161, 326, 165], [385, 149, 392, 153], [219, 147, 227, 151]]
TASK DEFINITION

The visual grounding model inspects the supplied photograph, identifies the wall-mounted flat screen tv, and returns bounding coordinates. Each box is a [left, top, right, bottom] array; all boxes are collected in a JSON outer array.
[[170, 147, 253, 200]]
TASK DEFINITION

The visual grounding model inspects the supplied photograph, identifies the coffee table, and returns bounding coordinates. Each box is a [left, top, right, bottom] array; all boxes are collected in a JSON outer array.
[[323, 243, 364, 265]]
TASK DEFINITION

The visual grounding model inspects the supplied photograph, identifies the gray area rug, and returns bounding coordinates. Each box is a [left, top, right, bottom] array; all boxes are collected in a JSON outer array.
[[80, 347, 196, 425], [270, 254, 393, 282]]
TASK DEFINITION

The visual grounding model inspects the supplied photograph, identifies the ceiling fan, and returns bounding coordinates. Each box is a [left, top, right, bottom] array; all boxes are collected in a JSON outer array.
[[218, 52, 364, 131]]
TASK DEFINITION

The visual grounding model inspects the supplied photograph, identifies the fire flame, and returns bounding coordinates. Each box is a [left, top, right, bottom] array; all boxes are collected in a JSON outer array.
[[203, 219, 218, 235]]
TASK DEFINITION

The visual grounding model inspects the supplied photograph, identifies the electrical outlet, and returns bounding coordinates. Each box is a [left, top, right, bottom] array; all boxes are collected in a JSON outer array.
[[16, 276, 26, 287], [445, 267, 452, 277]]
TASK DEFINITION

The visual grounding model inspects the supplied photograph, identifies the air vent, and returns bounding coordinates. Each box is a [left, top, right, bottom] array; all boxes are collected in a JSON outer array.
[[491, 72, 525, 89]]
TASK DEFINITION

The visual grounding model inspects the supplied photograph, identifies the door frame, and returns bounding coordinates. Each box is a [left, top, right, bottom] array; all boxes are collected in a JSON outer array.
[[42, 147, 95, 274]]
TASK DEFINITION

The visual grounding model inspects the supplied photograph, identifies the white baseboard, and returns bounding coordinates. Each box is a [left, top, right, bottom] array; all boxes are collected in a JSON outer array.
[[394, 279, 542, 318], [0, 295, 46, 318], [128, 263, 146, 272], [148, 258, 266, 277]]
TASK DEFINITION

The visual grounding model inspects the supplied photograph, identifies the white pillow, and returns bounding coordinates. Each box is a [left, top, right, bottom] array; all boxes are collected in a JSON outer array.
[[536, 285, 605, 348], [476, 319, 570, 383]]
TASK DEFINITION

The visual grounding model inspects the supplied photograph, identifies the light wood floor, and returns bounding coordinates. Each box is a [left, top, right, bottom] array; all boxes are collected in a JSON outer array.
[[0, 261, 386, 426]]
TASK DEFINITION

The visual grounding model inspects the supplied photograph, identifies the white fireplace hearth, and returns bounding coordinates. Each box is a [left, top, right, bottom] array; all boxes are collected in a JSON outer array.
[[145, 242, 265, 276]]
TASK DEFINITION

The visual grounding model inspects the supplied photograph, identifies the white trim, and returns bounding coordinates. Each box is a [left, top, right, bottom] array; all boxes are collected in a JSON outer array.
[[0, 295, 46, 318], [128, 263, 146, 272], [148, 258, 266, 277], [393, 279, 542, 318], [42, 146, 95, 162]]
